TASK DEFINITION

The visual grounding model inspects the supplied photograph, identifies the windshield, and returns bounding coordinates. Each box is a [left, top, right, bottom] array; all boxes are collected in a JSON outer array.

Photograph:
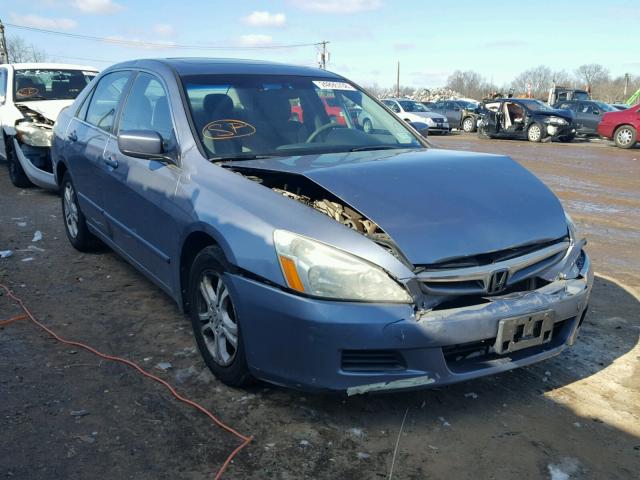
[[519, 99, 555, 112], [398, 100, 430, 112], [14, 69, 97, 101], [182, 74, 424, 159]]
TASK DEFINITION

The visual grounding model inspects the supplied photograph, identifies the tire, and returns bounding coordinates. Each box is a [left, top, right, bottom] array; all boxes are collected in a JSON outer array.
[[613, 125, 637, 149], [6, 138, 34, 188], [462, 116, 476, 133], [60, 172, 101, 252], [188, 245, 252, 387], [527, 123, 543, 143], [362, 118, 373, 133], [559, 134, 575, 143]]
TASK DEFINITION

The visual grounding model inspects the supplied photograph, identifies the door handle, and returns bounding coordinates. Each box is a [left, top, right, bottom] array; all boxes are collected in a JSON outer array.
[[67, 131, 78, 142], [103, 156, 119, 169]]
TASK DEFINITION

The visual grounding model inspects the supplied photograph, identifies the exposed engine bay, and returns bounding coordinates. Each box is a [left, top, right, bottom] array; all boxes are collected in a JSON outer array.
[[228, 167, 411, 265]]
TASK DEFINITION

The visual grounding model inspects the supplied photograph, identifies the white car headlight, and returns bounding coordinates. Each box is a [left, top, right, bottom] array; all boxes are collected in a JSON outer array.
[[545, 116, 568, 125], [274, 230, 412, 303]]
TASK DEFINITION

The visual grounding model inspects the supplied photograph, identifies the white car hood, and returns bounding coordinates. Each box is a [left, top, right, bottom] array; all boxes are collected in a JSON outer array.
[[14, 99, 74, 121]]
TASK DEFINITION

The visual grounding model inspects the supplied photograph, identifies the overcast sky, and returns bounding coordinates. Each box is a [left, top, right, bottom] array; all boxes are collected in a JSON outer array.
[[1, 0, 638, 88]]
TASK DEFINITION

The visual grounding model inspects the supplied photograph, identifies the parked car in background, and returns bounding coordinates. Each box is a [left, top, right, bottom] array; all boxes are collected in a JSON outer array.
[[379, 98, 449, 134], [611, 103, 631, 111], [597, 104, 640, 149], [553, 100, 618, 137], [52, 58, 591, 394], [429, 100, 481, 132], [478, 98, 576, 142], [0, 63, 98, 188], [548, 86, 590, 105]]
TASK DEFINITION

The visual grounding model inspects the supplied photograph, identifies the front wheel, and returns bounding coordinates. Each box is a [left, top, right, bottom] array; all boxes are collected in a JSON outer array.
[[614, 125, 637, 149], [188, 246, 252, 387], [61, 172, 101, 251], [362, 118, 373, 133], [462, 116, 476, 133], [527, 123, 543, 142], [7, 139, 33, 188]]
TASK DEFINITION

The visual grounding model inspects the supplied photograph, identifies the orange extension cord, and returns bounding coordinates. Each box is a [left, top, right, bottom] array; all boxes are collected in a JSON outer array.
[[0, 283, 253, 480]]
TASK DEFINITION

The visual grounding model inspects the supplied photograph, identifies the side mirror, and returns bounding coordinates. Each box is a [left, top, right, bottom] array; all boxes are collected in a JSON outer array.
[[453, 106, 461, 111], [592, 110, 600, 115], [118, 130, 165, 160], [409, 121, 429, 138]]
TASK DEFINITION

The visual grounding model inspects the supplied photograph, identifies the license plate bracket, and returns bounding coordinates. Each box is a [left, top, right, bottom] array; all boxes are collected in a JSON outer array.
[[494, 310, 555, 354]]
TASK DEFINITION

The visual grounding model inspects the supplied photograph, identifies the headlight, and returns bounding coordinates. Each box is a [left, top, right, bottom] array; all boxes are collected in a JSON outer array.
[[274, 230, 412, 303], [545, 116, 568, 125]]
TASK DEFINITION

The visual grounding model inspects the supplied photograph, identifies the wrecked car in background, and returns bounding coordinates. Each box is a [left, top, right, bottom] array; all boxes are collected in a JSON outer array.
[[52, 58, 592, 394], [478, 98, 577, 143], [0, 63, 97, 188], [428, 100, 481, 132]]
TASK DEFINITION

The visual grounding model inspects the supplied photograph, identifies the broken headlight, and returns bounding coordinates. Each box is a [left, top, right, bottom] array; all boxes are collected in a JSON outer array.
[[273, 230, 412, 303], [15, 122, 53, 147]]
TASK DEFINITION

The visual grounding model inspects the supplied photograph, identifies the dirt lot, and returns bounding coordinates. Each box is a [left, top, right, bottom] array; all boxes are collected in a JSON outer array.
[[1, 135, 639, 479]]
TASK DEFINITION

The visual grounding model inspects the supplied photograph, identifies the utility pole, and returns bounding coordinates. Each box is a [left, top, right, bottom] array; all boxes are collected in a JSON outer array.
[[318, 41, 329, 70], [0, 19, 8, 64], [396, 61, 400, 97], [624, 73, 629, 98]]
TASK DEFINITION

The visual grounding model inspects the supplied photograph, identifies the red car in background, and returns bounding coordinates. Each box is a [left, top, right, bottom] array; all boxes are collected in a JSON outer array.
[[597, 104, 640, 149], [290, 95, 347, 125]]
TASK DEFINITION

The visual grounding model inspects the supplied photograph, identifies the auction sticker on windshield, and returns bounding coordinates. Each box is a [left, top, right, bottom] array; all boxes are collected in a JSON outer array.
[[312, 80, 356, 91]]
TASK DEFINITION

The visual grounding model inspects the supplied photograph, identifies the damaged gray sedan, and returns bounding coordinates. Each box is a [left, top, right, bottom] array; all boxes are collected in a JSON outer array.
[[0, 63, 97, 188], [51, 58, 592, 394]]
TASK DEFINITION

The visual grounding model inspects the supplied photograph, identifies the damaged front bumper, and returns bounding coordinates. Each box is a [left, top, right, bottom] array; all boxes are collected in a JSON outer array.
[[12, 124, 57, 190], [228, 249, 592, 395]]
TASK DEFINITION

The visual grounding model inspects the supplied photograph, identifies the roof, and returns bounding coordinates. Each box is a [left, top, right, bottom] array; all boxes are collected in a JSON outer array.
[[2, 62, 98, 71], [107, 57, 342, 78]]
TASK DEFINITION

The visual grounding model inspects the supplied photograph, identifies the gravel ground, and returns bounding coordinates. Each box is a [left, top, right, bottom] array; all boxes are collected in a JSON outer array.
[[1, 135, 639, 479]]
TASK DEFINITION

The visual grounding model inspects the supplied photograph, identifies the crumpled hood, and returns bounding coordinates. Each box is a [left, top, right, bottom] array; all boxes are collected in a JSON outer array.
[[535, 108, 574, 122], [228, 149, 568, 265], [15, 100, 73, 121]]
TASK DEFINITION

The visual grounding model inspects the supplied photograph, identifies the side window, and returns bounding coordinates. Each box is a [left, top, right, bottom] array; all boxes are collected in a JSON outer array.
[[119, 72, 174, 148], [85, 71, 131, 133], [0, 70, 7, 99], [76, 88, 93, 120], [580, 102, 593, 114], [383, 101, 400, 113]]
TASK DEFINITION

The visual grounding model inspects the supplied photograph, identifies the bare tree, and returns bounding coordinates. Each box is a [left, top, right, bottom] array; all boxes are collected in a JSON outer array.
[[575, 64, 610, 92], [511, 65, 555, 98], [446, 70, 489, 100], [6, 35, 48, 63]]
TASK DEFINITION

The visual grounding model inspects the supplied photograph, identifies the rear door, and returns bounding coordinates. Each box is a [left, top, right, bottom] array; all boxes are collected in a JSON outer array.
[[578, 102, 600, 133], [100, 71, 181, 291], [445, 101, 462, 126], [64, 70, 132, 235]]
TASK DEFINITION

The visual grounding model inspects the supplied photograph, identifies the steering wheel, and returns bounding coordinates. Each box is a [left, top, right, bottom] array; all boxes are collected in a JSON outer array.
[[306, 122, 346, 143]]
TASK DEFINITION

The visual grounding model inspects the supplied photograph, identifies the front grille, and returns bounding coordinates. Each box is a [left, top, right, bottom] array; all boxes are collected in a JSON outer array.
[[341, 350, 406, 372], [417, 240, 569, 296]]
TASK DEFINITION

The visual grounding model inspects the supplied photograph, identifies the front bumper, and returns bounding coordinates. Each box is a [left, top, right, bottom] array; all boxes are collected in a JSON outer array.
[[228, 253, 593, 394], [545, 123, 576, 138], [12, 137, 57, 190]]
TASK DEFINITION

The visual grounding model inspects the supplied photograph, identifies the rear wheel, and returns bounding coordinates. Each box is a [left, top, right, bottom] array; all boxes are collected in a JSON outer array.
[[527, 123, 543, 142], [613, 125, 637, 149], [61, 172, 101, 251], [462, 116, 476, 133], [188, 246, 252, 387], [6, 138, 33, 188]]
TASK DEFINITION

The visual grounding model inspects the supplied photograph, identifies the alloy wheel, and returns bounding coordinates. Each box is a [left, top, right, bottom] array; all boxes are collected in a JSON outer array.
[[616, 127, 633, 146], [197, 271, 238, 367], [63, 183, 79, 239], [463, 117, 474, 132], [528, 124, 542, 142]]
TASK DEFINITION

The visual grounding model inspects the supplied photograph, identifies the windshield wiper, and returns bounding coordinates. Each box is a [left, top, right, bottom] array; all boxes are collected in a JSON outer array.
[[349, 145, 403, 152], [209, 153, 276, 163]]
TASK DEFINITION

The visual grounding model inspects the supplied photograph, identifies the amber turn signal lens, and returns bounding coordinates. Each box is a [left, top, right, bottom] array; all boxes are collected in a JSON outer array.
[[278, 255, 305, 292]]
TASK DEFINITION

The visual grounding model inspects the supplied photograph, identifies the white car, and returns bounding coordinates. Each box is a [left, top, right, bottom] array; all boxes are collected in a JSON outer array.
[[381, 98, 449, 134], [0, 63, 98, 189]]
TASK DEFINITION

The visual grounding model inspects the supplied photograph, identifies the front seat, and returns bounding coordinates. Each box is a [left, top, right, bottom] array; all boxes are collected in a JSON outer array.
[[254, 92, 308, 149], [201, 93, 241, 156]]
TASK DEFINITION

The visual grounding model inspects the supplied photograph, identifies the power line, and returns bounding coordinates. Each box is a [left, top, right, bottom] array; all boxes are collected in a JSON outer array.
[[5, 23, 322, 51]]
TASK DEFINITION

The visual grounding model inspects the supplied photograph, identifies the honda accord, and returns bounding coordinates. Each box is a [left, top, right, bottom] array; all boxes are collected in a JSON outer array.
[[51, 58, 592, 394]]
